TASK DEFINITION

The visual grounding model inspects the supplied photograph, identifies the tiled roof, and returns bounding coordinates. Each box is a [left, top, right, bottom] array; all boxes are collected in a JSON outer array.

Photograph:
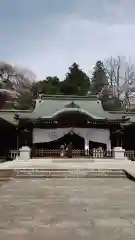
[[0, 110, 32, 125], [24, 96, 108, 119], [1, 96, 135, 124]]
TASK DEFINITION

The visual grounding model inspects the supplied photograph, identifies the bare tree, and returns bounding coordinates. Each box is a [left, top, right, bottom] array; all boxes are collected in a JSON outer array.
[[0, 62, 36, 93], [13, 66, 36, 92], [104, 56, 135, 109], [0, 62, 36, 108]]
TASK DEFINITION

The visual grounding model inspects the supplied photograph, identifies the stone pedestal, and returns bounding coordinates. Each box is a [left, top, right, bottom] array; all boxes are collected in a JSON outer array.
[[114, 147, 125, 160], [16, 146, 30, 161]]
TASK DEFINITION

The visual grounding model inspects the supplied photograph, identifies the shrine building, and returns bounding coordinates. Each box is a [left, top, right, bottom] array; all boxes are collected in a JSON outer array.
[[0, 95, 135, 159]]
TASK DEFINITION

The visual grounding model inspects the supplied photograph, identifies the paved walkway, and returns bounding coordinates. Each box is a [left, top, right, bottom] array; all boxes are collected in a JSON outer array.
[[0, 178, 135, 239]]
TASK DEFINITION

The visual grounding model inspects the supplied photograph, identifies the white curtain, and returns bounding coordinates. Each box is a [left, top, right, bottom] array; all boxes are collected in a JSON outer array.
[[33, 128, 111, 150]]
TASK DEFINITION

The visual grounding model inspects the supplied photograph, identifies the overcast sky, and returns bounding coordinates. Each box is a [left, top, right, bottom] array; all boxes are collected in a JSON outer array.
[[0, 0, 135, 80]]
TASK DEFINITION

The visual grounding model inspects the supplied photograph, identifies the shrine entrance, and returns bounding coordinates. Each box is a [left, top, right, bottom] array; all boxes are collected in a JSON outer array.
[[33, 132, 84, 150], [32, 132, 85, 158], [56, 132, 85, 150], [31, 125, 111, 158], [31, 132, 111, 159]]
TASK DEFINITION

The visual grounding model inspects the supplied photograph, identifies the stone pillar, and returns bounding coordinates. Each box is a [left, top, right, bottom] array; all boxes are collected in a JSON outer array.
[[114, 147, 125, 160], [85, 138, 89, 156], [107, 140, 111, 151], [16, 146, 31, 161]]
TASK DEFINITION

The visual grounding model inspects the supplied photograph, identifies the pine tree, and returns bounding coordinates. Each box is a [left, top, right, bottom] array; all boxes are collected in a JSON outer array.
[[91, 61, 108, 94], [61, 62, 90, 95]]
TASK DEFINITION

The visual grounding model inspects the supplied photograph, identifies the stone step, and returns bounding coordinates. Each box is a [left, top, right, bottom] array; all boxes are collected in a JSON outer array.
[[13, 168, 124, 171], [15, 175, 126, 178], [13, 169, 125, 174], [52, 159, 127, 163], [13, 169, 126, 178], [52, 159, 93, 163], [0, 168, 127, 179]]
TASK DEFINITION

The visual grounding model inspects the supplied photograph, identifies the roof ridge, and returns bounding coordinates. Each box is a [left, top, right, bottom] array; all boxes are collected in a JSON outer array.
[[40, 95, 98, 100], [0, 109, 32, 112]]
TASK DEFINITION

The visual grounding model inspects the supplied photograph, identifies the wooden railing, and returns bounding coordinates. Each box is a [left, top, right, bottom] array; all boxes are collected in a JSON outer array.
[[35, 149, 61, 158], [31, 149, 113, 159], [125, 150, 135, 161], [9, 150, 19, 160]]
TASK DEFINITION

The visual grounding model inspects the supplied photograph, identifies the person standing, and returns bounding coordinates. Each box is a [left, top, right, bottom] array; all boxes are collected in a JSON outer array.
[[67, 142, 72, 158], [60, 144, 65, 157]]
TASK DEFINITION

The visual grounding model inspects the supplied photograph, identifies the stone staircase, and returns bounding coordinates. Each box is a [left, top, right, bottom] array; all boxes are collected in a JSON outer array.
[[52, 158, 117, 163], [12, 168, 127, 178]]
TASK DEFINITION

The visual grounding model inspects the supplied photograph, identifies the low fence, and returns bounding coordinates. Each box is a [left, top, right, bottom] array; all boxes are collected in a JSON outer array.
[[8, 150, 20, 161], [125, 150, 135, 161], [6, 149, 135, 161], [31, 149, 114, 159]]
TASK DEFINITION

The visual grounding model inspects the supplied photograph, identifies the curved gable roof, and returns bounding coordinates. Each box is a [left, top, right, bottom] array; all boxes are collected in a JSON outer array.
[[51, 108, 104, 119], [29, 95, 107, 119]]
